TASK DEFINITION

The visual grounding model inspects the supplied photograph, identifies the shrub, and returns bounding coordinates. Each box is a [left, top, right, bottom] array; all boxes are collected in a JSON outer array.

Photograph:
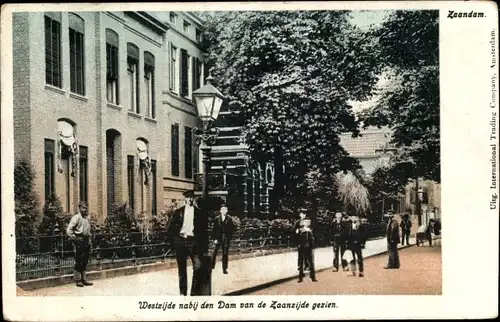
[[14, 161, 42, 253], [38, 194, 73, 236]]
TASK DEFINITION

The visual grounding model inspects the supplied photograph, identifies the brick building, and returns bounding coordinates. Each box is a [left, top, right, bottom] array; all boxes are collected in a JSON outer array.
[[13, 11, 206, 220]]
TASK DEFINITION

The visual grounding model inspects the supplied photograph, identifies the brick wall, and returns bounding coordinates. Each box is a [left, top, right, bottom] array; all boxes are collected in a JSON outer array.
[[13, 13, 31, 164]]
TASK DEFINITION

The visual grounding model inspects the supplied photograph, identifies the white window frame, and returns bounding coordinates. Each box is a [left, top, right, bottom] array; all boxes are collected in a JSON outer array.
[[128, 60, 138, 113], [170, 45, 178, 94]]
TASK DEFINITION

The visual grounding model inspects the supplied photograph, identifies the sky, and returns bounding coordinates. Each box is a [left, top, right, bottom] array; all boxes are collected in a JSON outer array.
[[349, 10, 391, 31]]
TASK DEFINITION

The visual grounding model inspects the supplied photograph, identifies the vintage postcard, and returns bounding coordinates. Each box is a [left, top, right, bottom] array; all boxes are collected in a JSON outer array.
[[1, 1, 498, 321]]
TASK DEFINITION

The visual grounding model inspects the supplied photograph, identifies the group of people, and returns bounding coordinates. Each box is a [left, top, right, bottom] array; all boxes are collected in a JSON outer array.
[[293, 209, 367, 283], [65, 191, 427, 293]]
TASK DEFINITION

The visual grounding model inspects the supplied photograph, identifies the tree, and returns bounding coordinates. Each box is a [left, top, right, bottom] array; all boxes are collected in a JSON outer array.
[[359, 10, 440, 183], [335, 171, 371, 216], [201, 11, 381, 198]]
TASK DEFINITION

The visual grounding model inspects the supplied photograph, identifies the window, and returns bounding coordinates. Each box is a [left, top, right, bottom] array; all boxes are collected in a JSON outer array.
[[184, 127, 193, 179], [193, 135, 199, 177], [183, 20, 191, 34], [44, 13, 62, 88], [79, 146, 88, 204], [171, 124, 180, 177], [127, 155, 135, 211], [180, 49, 189, 98], [127, 43, 140, 113], [44, 139, 55, 202], [151, 160, 157, 217], [106, 29, 119, 104], [169, 45, 178, 92], [69, 13, 85, 96], [192, 57, 202, 92], [196, 28, 202, 42], [144, 52, 155, 118], [169, 12, 177, 24]]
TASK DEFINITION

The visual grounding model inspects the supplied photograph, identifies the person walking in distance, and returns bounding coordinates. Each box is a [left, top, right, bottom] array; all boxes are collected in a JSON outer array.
[[384, 213, 400, 269], [66, 202, 93, 287], [166, 190, 208, 296], [330, 211, 347, 272], [211, 203, 235, 274], [346, 216, 367, 277], [400, 213, 412, 246], [294, 208, 318, 283]]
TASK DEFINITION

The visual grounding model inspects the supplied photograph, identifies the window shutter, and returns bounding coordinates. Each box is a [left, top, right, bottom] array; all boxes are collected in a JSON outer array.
[[69, 29, 77, 93], [76, 33, 84, 95], [44, 16, 53, 85], [191, 56, 196, 93], [193, 132, 198, 177], [184, 126, 193, 179], [180, 49, 189, 97], [171, 124, 180, 176], [196, 58, 202, 89], [168, 42, 173, 90], [51, 20, 61, 88]]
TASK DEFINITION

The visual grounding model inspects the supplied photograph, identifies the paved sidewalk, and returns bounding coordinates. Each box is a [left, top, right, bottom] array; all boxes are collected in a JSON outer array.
[[20, 237, 420, 296]]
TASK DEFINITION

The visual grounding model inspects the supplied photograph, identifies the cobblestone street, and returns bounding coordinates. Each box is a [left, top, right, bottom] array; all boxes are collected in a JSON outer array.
[[249, 245, 442, 295]]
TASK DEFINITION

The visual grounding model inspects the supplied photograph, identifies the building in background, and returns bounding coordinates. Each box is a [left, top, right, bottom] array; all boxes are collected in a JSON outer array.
[[340, 126, 394, 176], [13, 11, 205, 221]]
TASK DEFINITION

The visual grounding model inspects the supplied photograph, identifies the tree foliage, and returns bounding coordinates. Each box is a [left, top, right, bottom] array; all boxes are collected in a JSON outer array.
[[359, 10, 440, 182], [14, 161, 41, 248], [201, 11, 381, 189]]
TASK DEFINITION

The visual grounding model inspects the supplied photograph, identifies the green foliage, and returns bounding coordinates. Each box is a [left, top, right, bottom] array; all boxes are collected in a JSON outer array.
[[335, 171, 371, 215], [38, 194, 72, 235], [14, 161, 41, 233], [202, 11, 381, 189], [14, 161, 41, 252], [104, 203, 136, 235], [360, 10, 440, 182]]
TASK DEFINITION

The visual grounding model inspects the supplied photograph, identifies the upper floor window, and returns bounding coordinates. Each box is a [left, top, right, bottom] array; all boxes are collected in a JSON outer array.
[[144, 52, 155, 118], [69, 13, 85, 96], [169, 12, 177, 24], [192, 57, 202, 92], [180, 49, 189, 98], [106, 29, 119, 105], [169, 45, 178, 93], [195, 28, 202, 42], [183, 21, 191, 34], [127, 43, 140, 113], [44, 12, 62, 88]]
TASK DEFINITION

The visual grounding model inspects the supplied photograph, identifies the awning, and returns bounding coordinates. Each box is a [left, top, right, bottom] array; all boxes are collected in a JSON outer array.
[[58, 121, 76, 147]]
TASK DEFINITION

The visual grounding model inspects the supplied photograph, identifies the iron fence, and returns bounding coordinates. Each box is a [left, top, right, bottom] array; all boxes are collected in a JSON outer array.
[[16, 223, 386, 282]]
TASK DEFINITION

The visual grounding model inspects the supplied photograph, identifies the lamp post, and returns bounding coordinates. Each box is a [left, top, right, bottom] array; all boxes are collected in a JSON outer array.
[[192, 70, 225, 296]]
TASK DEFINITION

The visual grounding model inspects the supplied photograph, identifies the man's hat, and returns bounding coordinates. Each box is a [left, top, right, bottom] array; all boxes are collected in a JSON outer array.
[[298, 207, 307, 213], [183, 190, 195, 197], [220, 203, 227, 208]]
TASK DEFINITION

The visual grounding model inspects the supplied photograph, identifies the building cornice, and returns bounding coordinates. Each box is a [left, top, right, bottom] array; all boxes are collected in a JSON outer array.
[[125, 11, 169, 35]]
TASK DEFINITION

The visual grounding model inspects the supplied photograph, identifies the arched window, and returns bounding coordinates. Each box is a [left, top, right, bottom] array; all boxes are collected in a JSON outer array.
[[127, 43, 140, 113], [144, 51, 155, 118], [57, 119, 79, 212], [69, 13, 85, 95], [106, 29, 119, 104], [136, 138, 151, 214]]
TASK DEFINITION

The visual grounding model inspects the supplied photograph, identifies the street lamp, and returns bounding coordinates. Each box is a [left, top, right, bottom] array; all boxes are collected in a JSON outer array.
[[192, 70, 225, 296]]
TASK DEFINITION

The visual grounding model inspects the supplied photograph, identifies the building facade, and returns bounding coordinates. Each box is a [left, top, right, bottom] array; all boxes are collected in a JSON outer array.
[[13, 11, 205, 221], [340, 127, 441, 220]]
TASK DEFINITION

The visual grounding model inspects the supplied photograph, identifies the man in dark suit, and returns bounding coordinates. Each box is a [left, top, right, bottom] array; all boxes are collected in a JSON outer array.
[[400, 213, 412, 245], [166, 190, 209, 296], [340, 212, 352, 271], [346, 216, 367, 277], [294, 208, 318, 283], [211, 203, 235, 274], [330, 211, 347, 272], [384, 213, 400, 269]]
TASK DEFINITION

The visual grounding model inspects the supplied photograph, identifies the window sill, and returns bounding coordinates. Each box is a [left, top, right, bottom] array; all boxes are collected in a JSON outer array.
[[165, 91, 195, 105], [144, 116, 157, 124], [69, 92, 88, 102], [107, 103, 123, 111], [127, 111, 142, 119], [45, 84, 65, 95]]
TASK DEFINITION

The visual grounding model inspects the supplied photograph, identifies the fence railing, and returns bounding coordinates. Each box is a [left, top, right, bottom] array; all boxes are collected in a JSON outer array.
[[16, 224, 386, 282]]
